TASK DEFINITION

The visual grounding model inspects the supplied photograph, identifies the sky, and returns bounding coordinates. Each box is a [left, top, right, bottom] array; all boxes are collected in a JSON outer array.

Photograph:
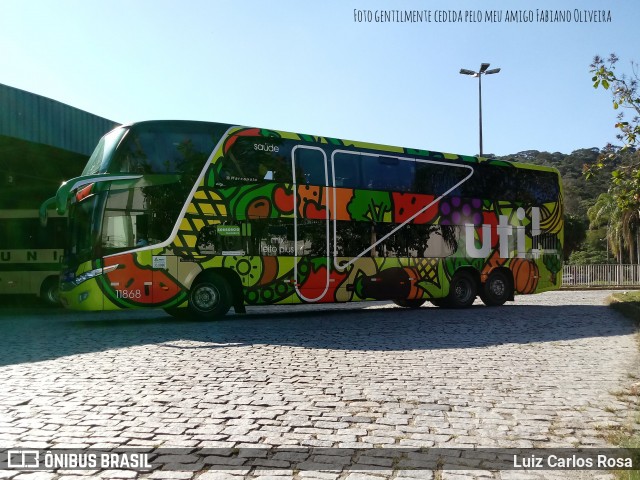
[[1, 0, 638, 157]]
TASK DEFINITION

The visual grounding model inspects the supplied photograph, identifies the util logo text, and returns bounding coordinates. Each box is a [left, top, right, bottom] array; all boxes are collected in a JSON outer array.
[[465, 207, 541, 259]]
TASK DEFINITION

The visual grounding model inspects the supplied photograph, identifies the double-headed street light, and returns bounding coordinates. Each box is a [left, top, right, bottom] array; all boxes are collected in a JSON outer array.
[[460, 63, 501, 157]]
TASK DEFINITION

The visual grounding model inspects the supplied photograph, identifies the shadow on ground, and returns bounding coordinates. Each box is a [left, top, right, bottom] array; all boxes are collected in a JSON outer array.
[[0, 294, 635, 367]]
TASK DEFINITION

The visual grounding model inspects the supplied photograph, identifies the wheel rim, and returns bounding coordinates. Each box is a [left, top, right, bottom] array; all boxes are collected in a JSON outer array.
[[43, 282, 59, 305], [454, 278, 473, 303], [47, 287, 59, 304], [193, 284, 219, 311], [489, 277, 506, 298]]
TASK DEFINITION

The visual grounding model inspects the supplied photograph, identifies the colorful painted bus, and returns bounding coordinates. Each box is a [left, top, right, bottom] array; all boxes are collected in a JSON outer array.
[[1, 209, 65, 305], [40, 120, 563, 318]]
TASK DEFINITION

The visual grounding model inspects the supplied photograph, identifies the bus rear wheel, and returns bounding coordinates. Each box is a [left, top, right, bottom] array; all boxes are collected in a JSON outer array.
[[446, 271, 477, 308], [480, 270, 512, 307], [393, 299, 426, 309], [188, 273, 232, 320]]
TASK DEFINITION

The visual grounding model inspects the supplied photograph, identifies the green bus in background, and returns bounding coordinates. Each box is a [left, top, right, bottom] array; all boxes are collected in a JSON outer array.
[[40, 120, 564, 319], [1, 209, 65, 305]]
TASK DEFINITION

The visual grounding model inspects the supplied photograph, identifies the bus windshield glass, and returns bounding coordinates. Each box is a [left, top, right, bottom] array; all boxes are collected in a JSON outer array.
[[67, 194, 102, 266], [66, 122, 230, 265], [82, 127, 129, 175], [104, 123, 222, 175]]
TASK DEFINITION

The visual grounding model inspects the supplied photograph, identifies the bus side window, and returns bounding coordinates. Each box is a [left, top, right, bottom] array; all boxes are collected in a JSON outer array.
[[333, 152, 361, 189], [333, 221, 370, 257], [296, 219, 326, 256], [361, 155, 415, 192], [485, 165, 518, 202], [415, 161, 468, 196], [197, 226, 219, 254], [223, 137, 292, 183], [376, 224, 407, 257], [196, 224, 244, 255], [406, 225, 458, 258], [517, 169, 560, 205], [258, 222, 296, 256], [0, 218, 35, 248], [294, 148, 327, 186]]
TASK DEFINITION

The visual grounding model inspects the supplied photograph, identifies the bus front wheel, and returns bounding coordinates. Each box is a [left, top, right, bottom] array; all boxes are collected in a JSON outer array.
[[446, 271, 477, 308], [480, 270, 512, 307], [40, 276, 60, 307], [188, 273, 232, 320]]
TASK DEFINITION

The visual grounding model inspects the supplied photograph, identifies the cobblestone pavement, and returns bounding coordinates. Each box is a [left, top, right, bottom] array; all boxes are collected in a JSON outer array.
[[0, 290, 638, 479]]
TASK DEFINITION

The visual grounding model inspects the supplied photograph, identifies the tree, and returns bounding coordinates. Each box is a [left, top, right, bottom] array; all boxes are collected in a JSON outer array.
[[585, 54, 640, 212], [620, 209, 640, 264], [588, 192, 621, 261], [583, 54, 640, 264], [568, 247, 611, 266], [563, 214, 587, 258]]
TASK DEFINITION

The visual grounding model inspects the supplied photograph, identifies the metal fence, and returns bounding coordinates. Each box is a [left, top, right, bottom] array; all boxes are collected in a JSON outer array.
[[562, 264, 640, 287]]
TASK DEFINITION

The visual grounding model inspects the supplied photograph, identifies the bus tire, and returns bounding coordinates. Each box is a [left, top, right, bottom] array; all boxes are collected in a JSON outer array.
[[188, 273, 232, 320], [164, 306, 191, 319], [446, 271, 477, 308], [40, 276, 60, 307], [480, 270, 512, 307], [393, 299, 426, 309]]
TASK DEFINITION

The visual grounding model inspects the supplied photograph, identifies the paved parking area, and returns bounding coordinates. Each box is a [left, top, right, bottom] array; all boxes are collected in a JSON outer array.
[[0, 290, 638, 479]]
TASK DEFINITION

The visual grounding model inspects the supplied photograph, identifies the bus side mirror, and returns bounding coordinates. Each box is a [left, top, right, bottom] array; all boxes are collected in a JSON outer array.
[[39, 197, 56, 227]]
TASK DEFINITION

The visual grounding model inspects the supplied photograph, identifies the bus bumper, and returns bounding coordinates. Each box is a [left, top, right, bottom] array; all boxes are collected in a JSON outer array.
[[59, 278, 121, 310]]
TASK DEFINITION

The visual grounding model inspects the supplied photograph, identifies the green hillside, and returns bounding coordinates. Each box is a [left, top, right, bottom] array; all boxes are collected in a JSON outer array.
[[496, 148, 634, 263]]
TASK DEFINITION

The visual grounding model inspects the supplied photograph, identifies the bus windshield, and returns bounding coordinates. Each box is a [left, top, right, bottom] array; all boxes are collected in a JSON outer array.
[[65, 121, 230, 266], [67, 181, 189, 265], [67, 194, 102, 266], [82, 127, 129, 175]]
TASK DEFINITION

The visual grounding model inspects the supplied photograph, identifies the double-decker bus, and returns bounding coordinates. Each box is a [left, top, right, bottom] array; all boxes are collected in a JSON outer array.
[[40, 120, 563, 319], [1, 209, 66, 305]]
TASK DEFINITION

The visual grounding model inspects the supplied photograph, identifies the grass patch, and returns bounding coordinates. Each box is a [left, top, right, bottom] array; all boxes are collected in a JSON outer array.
[[612, 434, 640, 480], [607, 292, 640, 478], [609, 291, 640, 321]]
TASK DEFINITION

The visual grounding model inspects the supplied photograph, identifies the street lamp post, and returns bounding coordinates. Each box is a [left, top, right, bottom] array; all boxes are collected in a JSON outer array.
[[460, 63, 501, 157]]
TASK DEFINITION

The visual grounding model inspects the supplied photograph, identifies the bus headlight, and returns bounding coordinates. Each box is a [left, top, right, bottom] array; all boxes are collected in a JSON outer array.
[[73, 264, 120, 285]]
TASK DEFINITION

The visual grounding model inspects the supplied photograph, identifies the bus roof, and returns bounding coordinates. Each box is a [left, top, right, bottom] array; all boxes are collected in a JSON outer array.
[[116, 119, 561, 176]]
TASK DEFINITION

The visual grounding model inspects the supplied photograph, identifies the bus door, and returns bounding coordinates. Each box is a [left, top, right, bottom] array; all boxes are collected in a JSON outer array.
[[291, 146, 331, 302]]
